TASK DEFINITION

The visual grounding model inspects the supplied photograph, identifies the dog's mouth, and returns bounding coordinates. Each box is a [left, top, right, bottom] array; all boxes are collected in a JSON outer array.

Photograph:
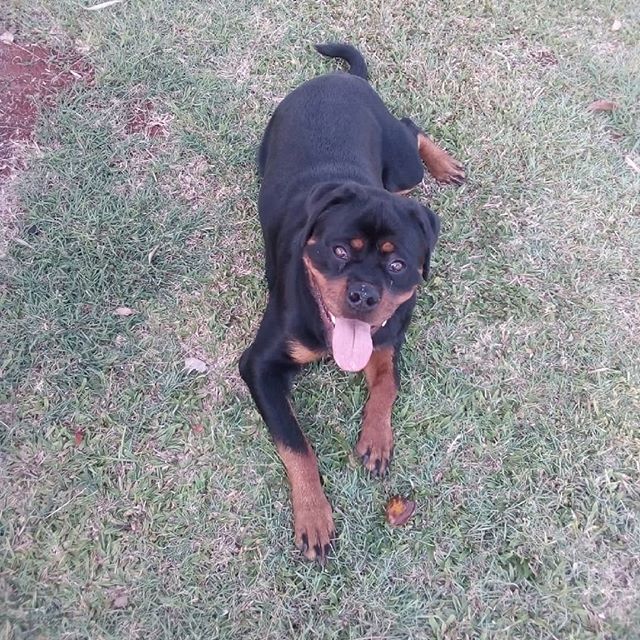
[[330, 316, 374, 372], [315, 292, 388, 373]]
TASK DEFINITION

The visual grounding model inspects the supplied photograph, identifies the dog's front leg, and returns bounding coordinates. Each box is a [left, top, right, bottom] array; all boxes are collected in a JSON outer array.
[[239, 322, 335, 563], [355, 346, 398, 476]]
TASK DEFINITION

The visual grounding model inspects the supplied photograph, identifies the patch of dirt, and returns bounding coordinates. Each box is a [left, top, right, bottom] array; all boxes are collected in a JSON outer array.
[[124, 99, 171, 137], [0, 37, 93, 176], [158, 155, 214, 208], [529, 48, 558, 67], [0, 36, 93, 258]]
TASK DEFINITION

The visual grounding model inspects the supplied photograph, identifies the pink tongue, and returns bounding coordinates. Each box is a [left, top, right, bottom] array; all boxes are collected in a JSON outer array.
[[332, 317, 373, 372]]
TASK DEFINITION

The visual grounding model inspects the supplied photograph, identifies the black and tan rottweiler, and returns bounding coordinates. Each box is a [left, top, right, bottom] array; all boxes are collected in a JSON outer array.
[[239, 43, 464, 563]]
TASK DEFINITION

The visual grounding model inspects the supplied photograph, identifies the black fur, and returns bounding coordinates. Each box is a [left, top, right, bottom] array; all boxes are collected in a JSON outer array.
[[314, 42, 369, 80], [240, 43, 441, 453]]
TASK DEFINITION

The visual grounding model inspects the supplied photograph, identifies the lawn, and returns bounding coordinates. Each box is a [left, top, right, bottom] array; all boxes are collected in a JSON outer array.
[[1, 1, 639, 638]]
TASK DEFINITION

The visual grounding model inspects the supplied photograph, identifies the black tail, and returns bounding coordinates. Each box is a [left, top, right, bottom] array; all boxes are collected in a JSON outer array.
[[314, 43, 369, 81]]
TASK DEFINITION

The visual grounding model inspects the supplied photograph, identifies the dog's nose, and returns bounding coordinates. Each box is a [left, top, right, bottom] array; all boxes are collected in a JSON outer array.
[[347, 282, 381, 311]]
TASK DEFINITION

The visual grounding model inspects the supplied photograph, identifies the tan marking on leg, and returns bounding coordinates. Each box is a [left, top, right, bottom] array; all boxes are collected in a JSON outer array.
[[277, 443, 335, 563], [350, 237, 365, 250], [288, 339, 326, 365], [355, 346, 397, 476], [417, 133, 465, 184]]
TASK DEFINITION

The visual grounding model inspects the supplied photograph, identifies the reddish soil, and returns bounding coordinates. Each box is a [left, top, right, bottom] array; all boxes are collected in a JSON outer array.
[[125, 99, 167, 137], [0, 39, 93, 176]]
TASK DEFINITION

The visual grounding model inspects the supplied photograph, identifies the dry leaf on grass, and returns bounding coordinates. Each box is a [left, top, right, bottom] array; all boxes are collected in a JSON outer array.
[[588, 99, 619, 113], [624, 155, 640, 175], [147, 245, 160, 265], [611, 20, 622, 31], [184, 357, 207, 374], [111, 594, 128, 609], [0, 31, 15, 44], [385, 495, 416, 527], [74, 429, 85, 446], [12, 237, 35, 250], [114, 306, 136, 316], [85, 0, 124, 10], [192, 423, 205, 435]]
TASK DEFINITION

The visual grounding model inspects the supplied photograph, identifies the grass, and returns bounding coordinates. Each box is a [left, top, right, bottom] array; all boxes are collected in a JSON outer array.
[[1, 0, 639, 638]]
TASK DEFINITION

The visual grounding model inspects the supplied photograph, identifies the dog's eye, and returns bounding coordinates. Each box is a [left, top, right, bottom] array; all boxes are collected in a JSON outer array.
[[333, 245, 349, 260], [388, 259, 406, 273]]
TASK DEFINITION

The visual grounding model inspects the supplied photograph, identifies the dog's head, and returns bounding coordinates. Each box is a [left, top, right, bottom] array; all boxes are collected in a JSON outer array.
[[301, 181, 440, 372]]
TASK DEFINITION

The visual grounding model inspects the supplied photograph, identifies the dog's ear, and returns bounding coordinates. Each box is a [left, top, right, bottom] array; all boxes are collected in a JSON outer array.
[[300, 182, 360, 247], [411, 203, 441, 279]]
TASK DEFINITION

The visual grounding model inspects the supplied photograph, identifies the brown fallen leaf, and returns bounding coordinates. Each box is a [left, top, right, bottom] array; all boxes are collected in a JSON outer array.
[[74, 429, 85, 446], [625, 155, 640, 175], [192, 423, 205, 435], [611, 19, 622, 31], [111, 594, 128, 609], [588, 99, 619, 113], [385, 495, 416, 527], [184, 357, 207, 374], [75, 38, 91, 54], [114, 306, 136, 317], [85, 0, 124, 10]]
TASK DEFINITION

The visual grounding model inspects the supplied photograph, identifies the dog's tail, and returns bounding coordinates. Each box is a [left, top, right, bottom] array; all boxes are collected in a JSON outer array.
[[314, 43, 369, 81]]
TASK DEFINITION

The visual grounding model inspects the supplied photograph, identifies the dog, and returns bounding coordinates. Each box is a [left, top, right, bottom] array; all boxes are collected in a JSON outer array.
[[239, 43, 464, 563]]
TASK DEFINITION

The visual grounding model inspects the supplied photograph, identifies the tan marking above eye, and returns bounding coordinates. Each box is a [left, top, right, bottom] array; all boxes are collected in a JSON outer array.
[[380, 241, 395, 254], [350, 237, 364, 250]]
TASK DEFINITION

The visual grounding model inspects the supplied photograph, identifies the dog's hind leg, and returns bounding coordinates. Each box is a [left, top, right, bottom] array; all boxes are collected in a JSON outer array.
[[400, 117, 465, 185]]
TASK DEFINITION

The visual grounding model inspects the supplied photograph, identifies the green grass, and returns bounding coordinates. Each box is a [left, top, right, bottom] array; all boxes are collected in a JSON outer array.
[[1, 0, 639, 638]]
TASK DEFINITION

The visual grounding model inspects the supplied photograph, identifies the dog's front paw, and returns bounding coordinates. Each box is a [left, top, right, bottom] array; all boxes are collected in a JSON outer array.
[[356, 428, 393, 477], [292, 494, 336, 564]]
